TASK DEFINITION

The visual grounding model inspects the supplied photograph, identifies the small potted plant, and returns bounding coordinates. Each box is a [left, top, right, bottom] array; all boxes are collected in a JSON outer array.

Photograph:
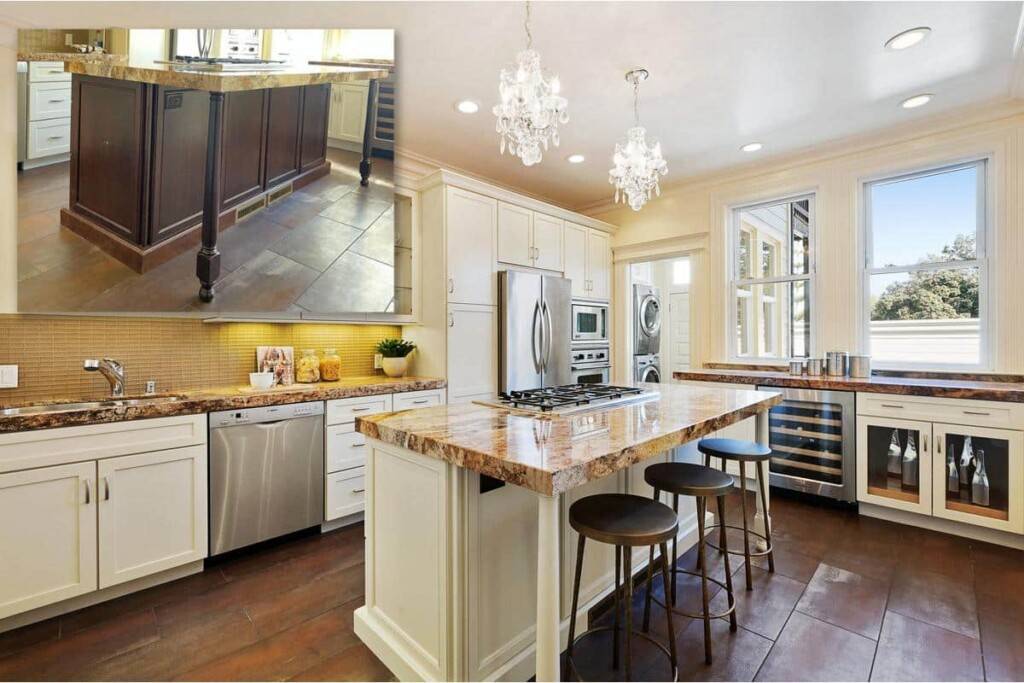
[[377, 338, 416, 377]]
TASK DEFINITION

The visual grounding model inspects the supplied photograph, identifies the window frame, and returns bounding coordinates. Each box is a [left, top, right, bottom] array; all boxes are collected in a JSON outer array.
[[728, 192, 817, 363], [861, 158, 991, 371]]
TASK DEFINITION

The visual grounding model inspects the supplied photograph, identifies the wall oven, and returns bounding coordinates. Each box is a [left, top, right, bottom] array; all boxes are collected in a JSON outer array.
[[570, 345, 610, 384], [572, 301, 609, 344], [756, 386, 856, 502]]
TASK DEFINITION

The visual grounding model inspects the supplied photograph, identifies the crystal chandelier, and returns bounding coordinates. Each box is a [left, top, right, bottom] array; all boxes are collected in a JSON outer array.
[[492, 0, 569, 166], [609, 69, 668, 211]]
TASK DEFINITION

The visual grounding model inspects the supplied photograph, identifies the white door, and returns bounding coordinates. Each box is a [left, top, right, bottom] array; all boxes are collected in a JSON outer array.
[[446, 187, 497, 306], [856, 416, 933, 516], [497, 202, 533, 267], [670, 291, 691, 372], [564, 222, 588, 298], [334, 83, 368, 144], [532, 213, 564, 271], [98, 445, 208, 588], [447, 303, 497, 402], [586, 230, 611, 300], [0, 461, 97, 619]]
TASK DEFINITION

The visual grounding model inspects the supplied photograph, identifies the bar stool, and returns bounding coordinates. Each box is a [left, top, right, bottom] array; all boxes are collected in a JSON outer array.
[[642, 462, 738, 665], [565, 493, 679, 682], [697, 437, 775, 590]]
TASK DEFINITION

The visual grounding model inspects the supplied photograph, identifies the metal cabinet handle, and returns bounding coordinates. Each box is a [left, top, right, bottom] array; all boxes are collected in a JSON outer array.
[[412, 399, 430, 404], [48, 98, 65, 103], [46, 135, 64, 140], [83, 480, 91, 505], [880, 403, 903, 409], [448, 313, 455, 328], [937, 438, 942, 454], [352, 488, 366, 494], [103, 477, 110, 501], [350, 442, 365, 448], [447, 278, 454, 294], [963, 410, 991, 416], [351, 407, 370, 412], [922, 435, 928, 452]]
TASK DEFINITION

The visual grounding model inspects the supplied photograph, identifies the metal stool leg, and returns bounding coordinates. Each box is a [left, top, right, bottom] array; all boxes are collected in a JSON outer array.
[[696, 496, 713, 665], [719, 458, 729, 551], [659, 540, 678, 672], [565, 534, 585, 680], [757, 460, 775, 573], [718, 493, 738, 631], [739, 461, 753, 591], [624, 545, 634, 681], [670, 493, 678, 607], [612, 545, 621, 670], [643, 488, 659, 632]]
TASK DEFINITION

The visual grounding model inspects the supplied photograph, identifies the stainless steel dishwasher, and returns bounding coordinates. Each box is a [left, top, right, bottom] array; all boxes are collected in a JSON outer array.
[[209, 401, 324, 555]]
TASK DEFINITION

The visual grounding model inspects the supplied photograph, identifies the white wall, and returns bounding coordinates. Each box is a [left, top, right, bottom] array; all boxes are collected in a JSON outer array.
[[592, 100, 1024, 373]]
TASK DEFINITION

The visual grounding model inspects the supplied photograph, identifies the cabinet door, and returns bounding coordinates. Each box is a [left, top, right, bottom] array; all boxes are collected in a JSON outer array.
[[446, 187, 497, 306], [564, 222, 588, 298], [332, 84, 368, 144], [29, 82, 72, 121], [326, 468, 366, 521], [0, 462, 97, 619], [532, 213, 564, 271], [856, 417, 932, 515], [497, 202, 533, 267], [447, 303, 497, 401], [299, 84, 330, 172], [932, 424, 1024, 534], [220, 89, 268, 211], [98, 445, 207, 588], [265, 86, 303, 187], [587, 229, 611, 300]]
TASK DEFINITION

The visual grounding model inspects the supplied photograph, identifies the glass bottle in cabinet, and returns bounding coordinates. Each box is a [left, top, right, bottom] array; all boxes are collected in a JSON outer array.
[[959, 436, 973, 487], [971, 449, 990, 507], [901, 433, 919, 490], [946, 449, 959, 494], [887, 430, 903, 477]]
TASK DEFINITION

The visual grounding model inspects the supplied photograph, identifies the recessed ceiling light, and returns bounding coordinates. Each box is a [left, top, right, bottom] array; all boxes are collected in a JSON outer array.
[[741, 142, 763, 153], [567, 154, 585, 164], [455, 99, 479, 114], [885, 26, 931, 51], [900, 93, 933, 109]]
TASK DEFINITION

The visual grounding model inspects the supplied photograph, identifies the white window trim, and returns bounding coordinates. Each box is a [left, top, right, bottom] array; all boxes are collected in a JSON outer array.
[[860, 158, 992, 371], [728, 192, 817, 363]]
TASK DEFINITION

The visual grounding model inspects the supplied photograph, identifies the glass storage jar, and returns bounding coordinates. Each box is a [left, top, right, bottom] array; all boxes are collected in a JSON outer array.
[[296, 348, 320, 383], [320, 348, 341, 381]]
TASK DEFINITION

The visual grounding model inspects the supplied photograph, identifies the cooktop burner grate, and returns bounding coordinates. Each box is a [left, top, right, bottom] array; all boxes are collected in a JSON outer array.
[[494, 384, 648, 412]]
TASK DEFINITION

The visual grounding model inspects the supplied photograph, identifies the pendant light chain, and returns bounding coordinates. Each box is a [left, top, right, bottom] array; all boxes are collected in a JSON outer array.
[[525, 0, 533, 49]]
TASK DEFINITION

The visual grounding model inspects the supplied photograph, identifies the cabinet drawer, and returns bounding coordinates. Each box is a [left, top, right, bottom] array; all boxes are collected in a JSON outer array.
[[326, 423, 367, 473], [29, 82, 72, 121], [857, 392, 1023, 430], [29, 61, 71, 82], [393, 389, 445, 411], [27, 117, 71, 159], [326, 394, 393, 425], [326, 468, 365, 520]]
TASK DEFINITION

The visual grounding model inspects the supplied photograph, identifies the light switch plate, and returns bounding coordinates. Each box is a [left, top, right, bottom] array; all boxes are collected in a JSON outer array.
[[373, 353, 383, 370], [0, 365, 18, 389], [64, 33, 73, 46]]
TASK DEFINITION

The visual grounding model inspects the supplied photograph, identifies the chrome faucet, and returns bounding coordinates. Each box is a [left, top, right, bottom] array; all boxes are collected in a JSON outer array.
[[83, 358, 125, 397]]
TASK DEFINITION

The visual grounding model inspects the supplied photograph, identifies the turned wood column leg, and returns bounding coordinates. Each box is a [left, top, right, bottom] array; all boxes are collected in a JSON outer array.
[[196, 90, 225, 303], [359, 79, 379, 186], [754, 408, 772, 552], [536, 493, 561, 682]]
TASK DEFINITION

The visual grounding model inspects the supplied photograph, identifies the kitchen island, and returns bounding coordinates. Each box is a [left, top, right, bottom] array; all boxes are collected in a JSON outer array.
[[59, 59, 389, 300], [353, 383, 782, 682]]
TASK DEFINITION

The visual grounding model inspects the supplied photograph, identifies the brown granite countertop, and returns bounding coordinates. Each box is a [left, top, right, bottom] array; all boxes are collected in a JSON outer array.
[[674, 369, 1024, 402], [17, 50, 127, 63], [65, 59, 389, 92], [355, 383, 782, 495], [0, 376, 445, 434]]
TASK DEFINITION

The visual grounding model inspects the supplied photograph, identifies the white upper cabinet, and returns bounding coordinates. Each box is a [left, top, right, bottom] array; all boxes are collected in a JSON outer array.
[[497, 202, 534, 267], [532, 213, 564, 272], [564, 222, 611, 301], [564, 222, 588, 298], [587, 229, 611, 300], [329, 83, 369, 144], [446, 187, 497, 306]]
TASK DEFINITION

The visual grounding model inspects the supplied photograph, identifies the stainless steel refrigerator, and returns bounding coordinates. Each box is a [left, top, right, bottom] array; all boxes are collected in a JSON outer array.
[[499, 270, 572, 392]]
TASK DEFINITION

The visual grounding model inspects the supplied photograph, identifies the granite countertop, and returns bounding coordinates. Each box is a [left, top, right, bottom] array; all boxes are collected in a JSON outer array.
[[64, 59, 390, 92], [674, 368, 1024, 402], [0, 376, 445, 434], [355, 383, 782, 495], [18, 50, 127, 63]]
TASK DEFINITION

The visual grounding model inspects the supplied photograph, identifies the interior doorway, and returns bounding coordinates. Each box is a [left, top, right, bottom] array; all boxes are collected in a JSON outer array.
[[628, 255, 691, 382]]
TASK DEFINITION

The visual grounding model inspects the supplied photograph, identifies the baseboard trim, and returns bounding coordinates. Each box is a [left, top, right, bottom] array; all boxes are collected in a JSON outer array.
[[860, 503, 1024, 549]]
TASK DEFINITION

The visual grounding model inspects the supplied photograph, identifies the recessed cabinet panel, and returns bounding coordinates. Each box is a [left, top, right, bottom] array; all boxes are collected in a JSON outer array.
[[564, 222, 588, 298], [299, 84, 331, 172], [587, 229, 611, 300], [447, 304, 497, 401], [532, 213, 564, 271], [857, 417, 932, 515], [446, 187, 497, 306], [497, 202, 533, 267], [264, 86, 303, 187]]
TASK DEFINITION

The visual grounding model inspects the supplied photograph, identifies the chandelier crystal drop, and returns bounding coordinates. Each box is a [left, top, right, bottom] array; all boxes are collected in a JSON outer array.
[[492, 0, 569, 167], [608, 69, 668, 211]]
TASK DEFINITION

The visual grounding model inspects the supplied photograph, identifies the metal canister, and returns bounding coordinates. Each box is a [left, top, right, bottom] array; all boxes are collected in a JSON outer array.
[[825, 351, 848, 377], [789, 360, 805, 376], [848, 355, 871, 378], [806, 358, 824, 376]]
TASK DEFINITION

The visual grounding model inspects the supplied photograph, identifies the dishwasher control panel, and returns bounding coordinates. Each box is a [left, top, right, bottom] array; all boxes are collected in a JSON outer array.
[[209, 400, 324, 428]]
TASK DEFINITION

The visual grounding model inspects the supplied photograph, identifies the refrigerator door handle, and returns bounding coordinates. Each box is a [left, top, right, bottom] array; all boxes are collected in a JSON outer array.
[[541, 301, 553, 372], [531, 300, 543, 374]]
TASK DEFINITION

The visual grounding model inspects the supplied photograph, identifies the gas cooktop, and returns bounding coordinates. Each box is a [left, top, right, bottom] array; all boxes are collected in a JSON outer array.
[[475, 384, 658, 415], [164, 56, 287, 72]]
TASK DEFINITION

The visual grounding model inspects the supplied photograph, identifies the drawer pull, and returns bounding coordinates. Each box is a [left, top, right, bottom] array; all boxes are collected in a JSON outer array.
[[350, 407, 370, 412], [46, 135, 65, 140], [349, 443, 365, 448], [103, 476, 111, 501], [880, 403, 903, 409], [48, 69, 63, 74], [351, 488, 366, 494], [48, 98, 66, 103], [83, 480, 91, 505], [411, 399, 430, 405], [963, 410, 991, 416]]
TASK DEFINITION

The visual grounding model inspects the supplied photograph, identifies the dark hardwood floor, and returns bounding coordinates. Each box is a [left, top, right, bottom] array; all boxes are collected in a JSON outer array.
[[1, 492, 1022, 682]]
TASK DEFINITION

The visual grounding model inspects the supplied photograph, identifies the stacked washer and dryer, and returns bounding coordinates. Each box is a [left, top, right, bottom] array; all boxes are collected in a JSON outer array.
[[633, 284, 662, 382]]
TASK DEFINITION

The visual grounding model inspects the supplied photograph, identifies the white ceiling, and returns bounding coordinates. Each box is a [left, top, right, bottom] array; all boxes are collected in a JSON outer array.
[[4, 2, 1022, 209]]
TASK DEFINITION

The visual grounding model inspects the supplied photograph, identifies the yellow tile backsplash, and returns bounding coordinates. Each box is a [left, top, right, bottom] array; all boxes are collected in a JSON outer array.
[[0, 316, 400, 403]]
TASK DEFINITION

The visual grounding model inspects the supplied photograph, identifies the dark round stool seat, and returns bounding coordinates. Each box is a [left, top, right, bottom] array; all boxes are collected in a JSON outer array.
[[645, 462, 733, 498], [698, 437, 771, 462], [569, 494, 678, 547]]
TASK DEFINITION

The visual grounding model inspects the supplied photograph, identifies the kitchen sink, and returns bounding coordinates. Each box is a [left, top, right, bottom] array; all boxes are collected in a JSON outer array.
[[0, 395, 185, 417]]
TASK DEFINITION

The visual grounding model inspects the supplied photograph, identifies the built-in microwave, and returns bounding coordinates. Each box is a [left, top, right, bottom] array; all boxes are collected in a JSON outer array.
[[572, 301, 608, 344]]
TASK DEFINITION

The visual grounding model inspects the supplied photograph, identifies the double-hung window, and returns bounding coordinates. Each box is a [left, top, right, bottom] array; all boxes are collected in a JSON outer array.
[[730, 194, 814, 360], [863, 160, 988, 368]]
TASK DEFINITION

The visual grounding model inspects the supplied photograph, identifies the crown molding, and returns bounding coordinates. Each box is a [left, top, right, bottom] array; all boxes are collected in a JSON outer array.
[[1012, 4, 1024, 99]]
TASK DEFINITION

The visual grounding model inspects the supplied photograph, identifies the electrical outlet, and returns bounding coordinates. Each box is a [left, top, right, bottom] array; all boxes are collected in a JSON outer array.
[[64, 33, 73, 46], [0, 365, 19, 389], [374, 353, 383, 370], [145, 380, 157, 395]]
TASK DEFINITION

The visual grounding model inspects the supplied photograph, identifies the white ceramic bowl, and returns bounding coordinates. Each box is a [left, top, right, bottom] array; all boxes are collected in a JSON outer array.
[[249, 372, 274, 390]]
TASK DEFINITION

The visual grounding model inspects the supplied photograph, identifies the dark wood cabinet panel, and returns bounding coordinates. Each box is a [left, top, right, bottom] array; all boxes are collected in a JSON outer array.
[[70, 76, 147, 243], [299, 84, 330, 173], [148, 87, 208, 245], [264, 86, 303, 188], [220, 89, 269, 211]]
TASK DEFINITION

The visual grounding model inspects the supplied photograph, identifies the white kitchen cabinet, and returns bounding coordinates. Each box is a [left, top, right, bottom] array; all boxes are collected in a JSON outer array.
[[327, 468, 367, 520], [28, 82, 71, 121], [393, 388, 445, 410], [446, 187, 497, 306], [326, 394, 393, 426], [532, 212, 564, 271], [27, 117, 71, 159], [327, 423, 368, 474], [97, 445, 207, 588], [587, 229, 611, 300], [497, 202, 533, 267], [328, 82, 368, 144], [0, 461, 98, 620], [28, 61, 70, 82], [564, 222, 588, 298], [446, 303, 497, 402], [857, 415, 934, 516], [564, 222, 611, 301]]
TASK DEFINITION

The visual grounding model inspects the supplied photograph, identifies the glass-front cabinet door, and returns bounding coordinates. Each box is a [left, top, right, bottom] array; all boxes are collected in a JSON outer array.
[[932, 424, 1024, 534], [857, 416, 932, 515]]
